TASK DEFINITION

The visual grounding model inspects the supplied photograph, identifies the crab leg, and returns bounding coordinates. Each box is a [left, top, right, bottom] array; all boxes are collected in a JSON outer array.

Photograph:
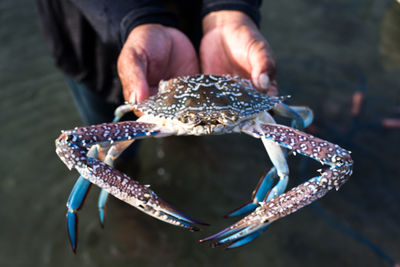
[[201, 123, 352, 248], [97, 140, 135, 226], [66, 144, 101, 252], [68, 141, 133, 243], [56, 121, 206, 252], [286, 105, 314, 128], [66, 175, 92, 252], [113, 102, 136, 122], [66, 126, 136, 252], [225, 104, 311, 218], [273, 103, 314, 129], [225, 167, 279, 217], [97, 189, 109, 226], [97, 108, 137, 226], [224, 137, 289, 218], [208, 135, 289, 244]]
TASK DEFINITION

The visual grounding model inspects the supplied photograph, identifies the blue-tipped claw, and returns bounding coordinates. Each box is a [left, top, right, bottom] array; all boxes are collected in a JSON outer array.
[[217, 226, 253, 245], [67, 210, 78, 253], [225, 230, 263, 249], [164, 212, 201, 231], [199, 227, 241, 243], [97, 189, 109, 227], [156, 198, 209, 229], [253, 167, 278, 202], [66, 176, 92, 252], [204, 167, 284, 248], [67, 176, 92, 210], [225, 167, 279, 218], [225, 202, 258, 218], [264, 174, 288, 202], [200, 221, 271, 249]]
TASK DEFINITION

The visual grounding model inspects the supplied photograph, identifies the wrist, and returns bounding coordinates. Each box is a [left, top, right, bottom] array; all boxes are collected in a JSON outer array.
[[202, 10, 257, 34], [120, 7, 176, 44]]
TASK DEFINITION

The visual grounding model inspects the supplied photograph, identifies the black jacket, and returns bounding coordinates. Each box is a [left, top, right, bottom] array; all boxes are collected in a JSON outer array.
[[36, 0, 262, 104]]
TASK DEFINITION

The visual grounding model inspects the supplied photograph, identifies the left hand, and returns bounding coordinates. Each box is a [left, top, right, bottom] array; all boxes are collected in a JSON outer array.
[[200, 10, 278, 96]]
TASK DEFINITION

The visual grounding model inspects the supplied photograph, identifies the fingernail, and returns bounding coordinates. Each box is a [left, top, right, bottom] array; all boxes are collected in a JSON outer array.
[[258, 73, 270, 90], [129, 91, 137, 104]]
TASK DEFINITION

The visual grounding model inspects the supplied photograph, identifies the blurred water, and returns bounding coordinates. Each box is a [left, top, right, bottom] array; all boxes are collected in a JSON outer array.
[[1, 0, 399, 266]]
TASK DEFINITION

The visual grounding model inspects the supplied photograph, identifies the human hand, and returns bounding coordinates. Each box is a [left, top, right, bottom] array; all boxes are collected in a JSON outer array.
[[200, 11, 277, 95], [118, 24, 199, 103]]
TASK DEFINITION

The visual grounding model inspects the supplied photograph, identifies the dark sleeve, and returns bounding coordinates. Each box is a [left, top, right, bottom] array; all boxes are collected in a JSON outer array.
[[202, 0, 262, 27], [70, 0, 177, 45]]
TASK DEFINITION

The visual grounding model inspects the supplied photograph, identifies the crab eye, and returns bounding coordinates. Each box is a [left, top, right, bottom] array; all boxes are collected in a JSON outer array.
[[332, 155, 343, 163], [180, 116, 190, 123], [336, 156, 344, 162], [230, 115, 238, 122]]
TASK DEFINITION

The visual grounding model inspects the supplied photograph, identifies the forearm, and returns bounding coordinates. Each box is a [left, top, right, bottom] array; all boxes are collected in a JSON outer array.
[[70, 0, 176, 45]]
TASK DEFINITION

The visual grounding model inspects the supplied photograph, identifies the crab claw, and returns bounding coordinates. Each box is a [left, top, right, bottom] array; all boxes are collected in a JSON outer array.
[[154, 198, 209, 230], [81, 157, 207, 231], [97, 189, 109, 227], [199, 213, 270, 249], [66, 176, 92, 253], [203, 123, 352, 248], [224, 167, 279, 217]]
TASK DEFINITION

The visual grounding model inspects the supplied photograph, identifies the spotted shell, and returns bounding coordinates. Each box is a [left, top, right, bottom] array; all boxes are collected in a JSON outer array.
[[134, 74, 285, 125]]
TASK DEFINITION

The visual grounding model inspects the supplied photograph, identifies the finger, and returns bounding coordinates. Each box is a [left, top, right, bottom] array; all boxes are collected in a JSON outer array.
[[117, 49, 150, 103], [257, 73, 270, 91], [250, 58, 274, 91], [165, 27, 200, 76], [248, 40, 277, 93], [268, 79, 278, 96]]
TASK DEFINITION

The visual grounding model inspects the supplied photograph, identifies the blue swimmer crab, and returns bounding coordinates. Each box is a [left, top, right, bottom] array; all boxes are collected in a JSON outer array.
[[56, 74, 353, 251]]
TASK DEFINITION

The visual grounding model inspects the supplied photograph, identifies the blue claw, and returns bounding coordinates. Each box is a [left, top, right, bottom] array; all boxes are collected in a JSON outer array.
[[156, 198, 209, 227], [254, 167, 278, 202], [225, 167, 279, 217], [163, 213, 201, 232], [217, 226, 252, 245], [67, 210, 78, 253], [97, 189, 109, 227], [226, 230, 263, 249], [67, 176, 92, 210], [225, 202, 258, 217], [264, 174, 288, 202], [201, 223, 270, 249], [199, 227, 242, 243], [205, 168, 286, 248], [66, 176, 92, 252]]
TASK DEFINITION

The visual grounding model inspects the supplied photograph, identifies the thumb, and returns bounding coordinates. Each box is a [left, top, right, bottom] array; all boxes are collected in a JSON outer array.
[[118, 50, 150, 103], [248, 40, 276, 94]]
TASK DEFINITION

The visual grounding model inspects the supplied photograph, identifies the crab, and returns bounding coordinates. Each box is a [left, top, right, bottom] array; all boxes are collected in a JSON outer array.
[[56, 74, 353, 251]]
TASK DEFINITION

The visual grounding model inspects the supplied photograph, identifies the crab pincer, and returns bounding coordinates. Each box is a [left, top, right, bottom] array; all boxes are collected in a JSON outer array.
[[56, 121, 206, 252], [200, 124, 352, 248]]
